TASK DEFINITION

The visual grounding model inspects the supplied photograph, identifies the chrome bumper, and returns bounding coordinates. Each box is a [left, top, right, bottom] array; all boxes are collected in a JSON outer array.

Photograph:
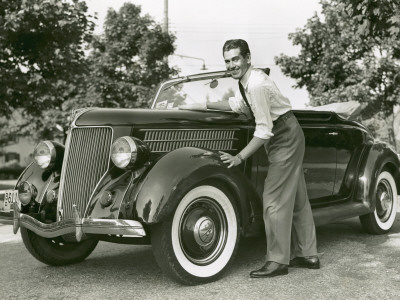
[[13, 203, 146, 241]]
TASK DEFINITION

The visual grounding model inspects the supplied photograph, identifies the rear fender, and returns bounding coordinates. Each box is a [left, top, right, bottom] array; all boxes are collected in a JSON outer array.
[[356, 143, 400, 210], [131, 147, 260, 228]]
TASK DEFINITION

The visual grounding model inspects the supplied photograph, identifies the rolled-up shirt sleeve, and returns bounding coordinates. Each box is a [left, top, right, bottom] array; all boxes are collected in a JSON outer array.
[[248, 82, 274, 140], [228, 96, 243, 113], [228, 90, 252, 117]]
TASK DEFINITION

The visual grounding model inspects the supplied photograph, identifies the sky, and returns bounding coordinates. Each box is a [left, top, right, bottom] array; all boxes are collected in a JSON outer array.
[[85, 0, 322, 108]]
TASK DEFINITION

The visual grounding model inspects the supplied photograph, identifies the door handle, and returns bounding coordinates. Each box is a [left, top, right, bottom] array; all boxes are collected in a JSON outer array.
[[328, 132, 338, 136]]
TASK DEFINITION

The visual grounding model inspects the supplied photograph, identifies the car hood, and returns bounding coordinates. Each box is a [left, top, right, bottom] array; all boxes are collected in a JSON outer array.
[[74, 108, 248, 127]]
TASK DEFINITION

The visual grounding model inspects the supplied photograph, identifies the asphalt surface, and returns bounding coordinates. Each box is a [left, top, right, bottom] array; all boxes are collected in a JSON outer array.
[[1, 212, 400, 300]]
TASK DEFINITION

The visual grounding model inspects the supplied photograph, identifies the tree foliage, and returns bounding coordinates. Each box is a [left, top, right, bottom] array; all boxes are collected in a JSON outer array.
[[345, 0, 400, 53], [1, 1, 177, 146], [0, 0, 94, 118], [87, 3, 177, 109], [275, 0, 400, 120], [0, 0, 95, 145]]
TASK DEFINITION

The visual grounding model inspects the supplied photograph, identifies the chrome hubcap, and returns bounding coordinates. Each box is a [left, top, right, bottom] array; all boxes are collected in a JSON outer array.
[[380, 192, 390, 210], [194, 216, 215, 246], [376, 179, 393, 222], [179, 197, 227, 265]]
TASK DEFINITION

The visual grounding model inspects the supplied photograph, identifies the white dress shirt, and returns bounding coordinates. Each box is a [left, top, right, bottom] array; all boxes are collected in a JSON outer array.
[[228, 66, 292, 140]]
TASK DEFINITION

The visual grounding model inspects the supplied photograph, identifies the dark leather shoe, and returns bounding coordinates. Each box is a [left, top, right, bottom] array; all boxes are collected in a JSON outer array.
[[250, 261, 288, 278], [289, 256, 320, 269]]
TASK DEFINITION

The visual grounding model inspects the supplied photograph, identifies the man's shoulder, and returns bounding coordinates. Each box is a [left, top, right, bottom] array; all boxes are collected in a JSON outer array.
[[249, 68, 273, 87]]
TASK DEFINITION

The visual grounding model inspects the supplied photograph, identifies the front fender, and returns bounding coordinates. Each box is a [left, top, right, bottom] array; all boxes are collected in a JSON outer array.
[[85, 167, 133, 219], [17, 163, 54, 212], [356, 142, 400, 210], [131, 147, 261, 228]]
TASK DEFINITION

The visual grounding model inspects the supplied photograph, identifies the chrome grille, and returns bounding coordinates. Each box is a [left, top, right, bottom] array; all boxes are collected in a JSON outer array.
[[59, 127, 113, 220], [142, 129, 238, 152]]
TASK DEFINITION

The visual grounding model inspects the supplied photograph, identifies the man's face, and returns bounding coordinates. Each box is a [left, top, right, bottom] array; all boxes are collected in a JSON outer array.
[[223, 48, 250, 80]]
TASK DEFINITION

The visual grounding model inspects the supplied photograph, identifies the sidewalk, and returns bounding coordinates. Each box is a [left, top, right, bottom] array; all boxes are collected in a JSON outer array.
[[0, 224, 21, 244]]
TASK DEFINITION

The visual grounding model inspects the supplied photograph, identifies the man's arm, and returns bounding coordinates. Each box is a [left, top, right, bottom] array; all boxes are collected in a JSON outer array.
[[206, 100, 232, 111], [219, 136, 269, 168], [179, 100, 232, 111], [238, 136, 268, 160]]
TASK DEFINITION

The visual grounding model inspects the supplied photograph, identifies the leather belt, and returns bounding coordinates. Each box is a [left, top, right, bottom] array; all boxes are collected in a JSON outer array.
[[273, 110, 293, 126]]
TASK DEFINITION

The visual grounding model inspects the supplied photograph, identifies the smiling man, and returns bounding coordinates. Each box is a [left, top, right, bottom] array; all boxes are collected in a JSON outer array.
[[211, 39, 320, 278]]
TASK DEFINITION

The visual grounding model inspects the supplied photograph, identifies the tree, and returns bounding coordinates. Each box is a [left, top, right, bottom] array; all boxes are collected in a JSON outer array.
[[0, 0, 95, 143], [275, 0, 400, 145], [345, 0, 400, 54], [87, 3, 177, 109]]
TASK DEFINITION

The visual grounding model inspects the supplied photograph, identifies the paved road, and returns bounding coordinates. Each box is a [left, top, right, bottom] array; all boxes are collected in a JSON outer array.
[[1, 214, 400, 300]]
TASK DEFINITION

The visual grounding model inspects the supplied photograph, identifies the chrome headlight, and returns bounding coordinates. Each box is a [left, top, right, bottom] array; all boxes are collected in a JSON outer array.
[[33, 141, 56, 169], [33, 141, 64, 169], [111, 137, 150, 169], [18, 181, 37, 205]]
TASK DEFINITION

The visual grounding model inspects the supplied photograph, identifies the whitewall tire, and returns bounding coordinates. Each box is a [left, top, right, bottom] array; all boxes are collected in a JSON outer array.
[[151, 184, 240, 285], [360, 171, 398, 234]]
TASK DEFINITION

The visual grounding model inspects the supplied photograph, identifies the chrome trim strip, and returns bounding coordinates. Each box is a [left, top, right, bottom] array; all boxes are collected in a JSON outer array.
[[57, 131, 73, 220], [38, 172, 55, 206], [14, 162, 33, 189]]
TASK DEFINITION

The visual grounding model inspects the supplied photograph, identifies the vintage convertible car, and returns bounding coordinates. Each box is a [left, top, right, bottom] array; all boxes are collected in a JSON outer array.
[[2, 69, 400, 285]]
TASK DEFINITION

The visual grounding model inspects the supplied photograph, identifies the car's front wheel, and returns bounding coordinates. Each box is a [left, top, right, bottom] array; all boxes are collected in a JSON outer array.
[[151, 184, 240, 285], [21, 228, 98, 266], [360, 171, 398, 234]]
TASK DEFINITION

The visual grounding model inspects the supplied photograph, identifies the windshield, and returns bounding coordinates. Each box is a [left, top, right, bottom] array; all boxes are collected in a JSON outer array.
[[153, 76, 238, 109]]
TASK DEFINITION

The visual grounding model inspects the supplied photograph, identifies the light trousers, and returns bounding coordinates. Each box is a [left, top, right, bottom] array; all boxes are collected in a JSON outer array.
[[263, 112, 317, 264]]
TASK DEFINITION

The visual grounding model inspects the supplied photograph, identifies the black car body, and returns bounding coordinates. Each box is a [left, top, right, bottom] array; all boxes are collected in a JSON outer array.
[[3, 70, 400, 285]]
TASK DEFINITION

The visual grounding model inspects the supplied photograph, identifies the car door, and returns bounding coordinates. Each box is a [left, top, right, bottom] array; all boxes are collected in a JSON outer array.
[[255, 125, 337, 207], [331, 126, 365, 202], [302, 126, 337, 206]]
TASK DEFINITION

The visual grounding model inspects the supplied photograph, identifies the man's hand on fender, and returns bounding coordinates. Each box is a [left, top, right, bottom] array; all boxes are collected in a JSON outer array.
[[219, 151, 242, 168]]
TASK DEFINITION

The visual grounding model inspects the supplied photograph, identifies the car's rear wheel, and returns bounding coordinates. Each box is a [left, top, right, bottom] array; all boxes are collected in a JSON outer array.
[[151, 184, 240, 285], [20, 227, 98, 266], [360, 171, 398, 234]]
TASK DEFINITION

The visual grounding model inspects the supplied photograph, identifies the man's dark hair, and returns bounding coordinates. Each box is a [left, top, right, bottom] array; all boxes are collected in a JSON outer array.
[[222, 39, 251, 57]]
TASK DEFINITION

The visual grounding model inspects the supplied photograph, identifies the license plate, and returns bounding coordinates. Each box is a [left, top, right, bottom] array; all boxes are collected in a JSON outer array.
[[0, 190, 19, 212]]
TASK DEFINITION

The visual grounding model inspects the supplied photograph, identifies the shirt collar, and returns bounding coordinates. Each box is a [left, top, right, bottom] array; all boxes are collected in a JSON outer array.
[[239, 65, 253, 89]]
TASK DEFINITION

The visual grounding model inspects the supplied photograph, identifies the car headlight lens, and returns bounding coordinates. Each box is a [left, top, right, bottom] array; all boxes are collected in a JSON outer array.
[[111, 136, 149, 169], [33, 141, 56, 169], [18, 181, 37, 205]]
